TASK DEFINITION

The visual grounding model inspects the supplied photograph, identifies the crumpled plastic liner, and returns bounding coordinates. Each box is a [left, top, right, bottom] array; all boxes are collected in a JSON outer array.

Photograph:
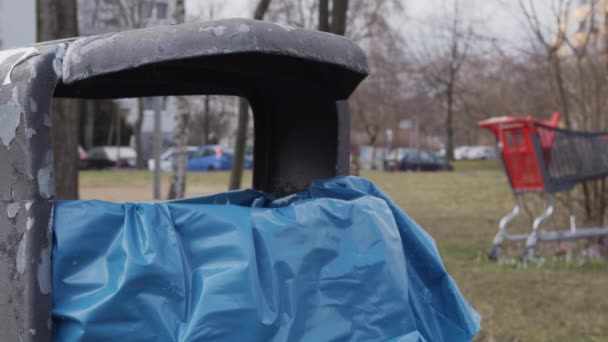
[[52, 177, 480, 341]]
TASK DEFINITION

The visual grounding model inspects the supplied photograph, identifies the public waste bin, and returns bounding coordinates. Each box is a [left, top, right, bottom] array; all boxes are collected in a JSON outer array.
[[0, 19, 479, 341]]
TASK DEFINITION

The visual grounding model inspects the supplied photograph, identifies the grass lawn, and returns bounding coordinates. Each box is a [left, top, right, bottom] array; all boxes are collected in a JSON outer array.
[[79, 165, 608, 341]]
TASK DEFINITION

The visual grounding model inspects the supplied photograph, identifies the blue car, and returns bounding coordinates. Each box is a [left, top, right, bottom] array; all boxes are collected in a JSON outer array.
[[187, 145, 253, 172]]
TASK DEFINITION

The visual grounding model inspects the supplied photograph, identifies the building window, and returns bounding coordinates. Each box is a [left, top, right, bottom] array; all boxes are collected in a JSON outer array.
[[156, 3, 168, 19]]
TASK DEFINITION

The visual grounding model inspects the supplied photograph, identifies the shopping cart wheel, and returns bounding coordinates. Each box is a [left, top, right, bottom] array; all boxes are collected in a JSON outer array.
[[522, 246, 536, 262], [488, 244, 501, 261]]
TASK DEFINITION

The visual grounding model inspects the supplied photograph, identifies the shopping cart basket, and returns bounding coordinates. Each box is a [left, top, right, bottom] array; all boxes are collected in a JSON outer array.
[[479, 113, 608, 261]]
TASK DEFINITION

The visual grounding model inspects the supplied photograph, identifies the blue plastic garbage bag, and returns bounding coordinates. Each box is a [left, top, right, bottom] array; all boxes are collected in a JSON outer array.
[[52, 176, 480, 341]]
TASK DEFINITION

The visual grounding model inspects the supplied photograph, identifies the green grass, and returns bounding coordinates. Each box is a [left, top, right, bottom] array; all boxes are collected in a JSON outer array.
[[79, 169, 253, 187], [453, 159, 502, 171], [79, 168, 608, 341]]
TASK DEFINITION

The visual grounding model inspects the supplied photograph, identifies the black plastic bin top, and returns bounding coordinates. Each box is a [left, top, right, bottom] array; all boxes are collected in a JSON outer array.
[[0, 18, 368, 342]]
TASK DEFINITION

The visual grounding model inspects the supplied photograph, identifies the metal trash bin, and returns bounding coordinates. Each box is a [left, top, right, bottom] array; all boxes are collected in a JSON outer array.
[[0, 19, 368, 341]]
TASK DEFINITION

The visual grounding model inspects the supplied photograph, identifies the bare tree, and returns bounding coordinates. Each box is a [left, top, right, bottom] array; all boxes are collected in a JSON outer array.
[[187, 96, 234, 146], [319, 0, 329, 31], [268, 0, 402, 41], [83, 0, 164, 29], [37, 0, 80, 200], [315, 0, 349, 34], [331, 0, 349, 35], [407, 0, 477, 161], [134, 97, 145, 168], [351, 37, 406, 148], [518, 0, 573, 127]]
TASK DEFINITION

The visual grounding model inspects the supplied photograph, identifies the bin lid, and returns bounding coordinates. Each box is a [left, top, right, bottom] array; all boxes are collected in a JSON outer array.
[[0, 18, 368, 100]]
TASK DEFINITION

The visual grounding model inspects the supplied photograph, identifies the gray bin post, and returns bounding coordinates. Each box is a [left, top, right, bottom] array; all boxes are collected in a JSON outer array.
[[0, 19, 368, 341]]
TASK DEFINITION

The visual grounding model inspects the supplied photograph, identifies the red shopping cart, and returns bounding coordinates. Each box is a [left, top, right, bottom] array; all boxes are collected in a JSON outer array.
[[479, 113, 608, 261]]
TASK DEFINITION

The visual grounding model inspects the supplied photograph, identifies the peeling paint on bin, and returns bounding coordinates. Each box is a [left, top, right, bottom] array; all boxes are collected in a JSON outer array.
[[238, 24, 251, 33], [16, 233, 27, 274], [0, 87, 23, 147], [0, 47, 40, 85], [43, 114, 51, 127], [26, 128, 36, 139], [37, 167, 53, 199], [7, 202, 20, 218], [29, 98, 37, 113], [199, 25, 227, 36], [26, 217, 34, 230]]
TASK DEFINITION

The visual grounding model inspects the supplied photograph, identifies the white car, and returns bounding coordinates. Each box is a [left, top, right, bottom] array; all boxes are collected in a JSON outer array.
[[148, 146, 198, 172], [87, 146, 137, 169], [466, 146, 497, 160], [454, 146, 471, 160]]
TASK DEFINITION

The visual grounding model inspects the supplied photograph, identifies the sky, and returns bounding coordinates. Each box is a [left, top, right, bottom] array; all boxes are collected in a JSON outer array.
[[186, 0, 250, 18], [0, 0, 539, 50], [0, 0, 36, 49], [185, 0, 532, 49]]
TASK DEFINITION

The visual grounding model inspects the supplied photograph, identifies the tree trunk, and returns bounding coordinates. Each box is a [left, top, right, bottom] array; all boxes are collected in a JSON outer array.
[[37, 0, 80, 200], [203, 95, 210, 145], [229, 0, 272, 190], [445, 86, 455, 161], [331, 0, 349, 35], [115, 109, 121, 153], [83, 101, 95, 150], [254, 0, 272, 20], [229, 99, 250, 190], [319, 0, 330, 31], [168, 97, 190, 199], [134, 97, 145, 169], [52, 101, 81, 199], [550, 54, 571, 128], [605, 12, 608, 61], [168, 0, 189, 199]]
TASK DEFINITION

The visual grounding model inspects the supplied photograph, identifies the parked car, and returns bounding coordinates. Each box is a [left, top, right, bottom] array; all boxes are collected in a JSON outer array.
[[245, 145, 254, 157], [399, 148, 453, 171], [148, 146, 198, 172], [384, 148, 407, 171], [87, 146, 137, 169], [187, 145, 253, 172], [452, 145, 497, 160], [465, 145, 497, 160], [78, 146, 89, 169], [454, 146, 471, 160]]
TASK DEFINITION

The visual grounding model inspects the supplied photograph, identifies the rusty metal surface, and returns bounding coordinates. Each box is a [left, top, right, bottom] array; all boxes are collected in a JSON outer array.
[[0, 19, 368, 341]]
